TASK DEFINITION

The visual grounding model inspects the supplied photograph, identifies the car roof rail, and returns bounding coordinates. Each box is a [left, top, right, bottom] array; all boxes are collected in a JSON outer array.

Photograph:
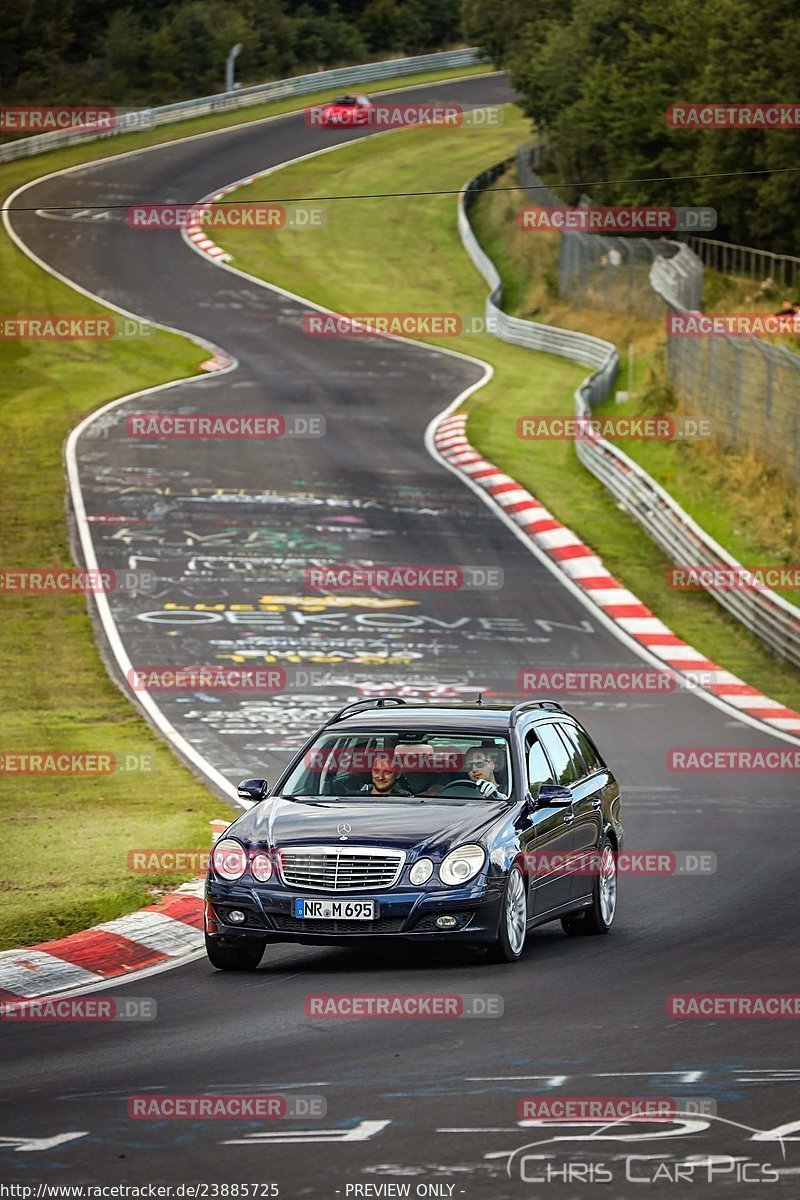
[[510, 699, 565, 727], [324, 696, 407, 727]]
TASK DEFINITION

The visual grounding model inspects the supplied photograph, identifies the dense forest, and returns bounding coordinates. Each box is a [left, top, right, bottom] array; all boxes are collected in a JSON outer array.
[[464, 0, 800, 254], [6, 0, 799, 251], [3, 0, 462, 105]]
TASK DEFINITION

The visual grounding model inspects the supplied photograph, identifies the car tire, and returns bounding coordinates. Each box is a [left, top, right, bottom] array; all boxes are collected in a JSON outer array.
[[486, 865, 527, 963], [561, 838, 617, 936], [205, 934, 265, 971]]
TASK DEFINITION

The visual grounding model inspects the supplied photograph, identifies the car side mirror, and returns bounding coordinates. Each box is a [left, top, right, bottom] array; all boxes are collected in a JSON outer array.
[[535, 782, 572, 807], [237, 778, 269, 803]]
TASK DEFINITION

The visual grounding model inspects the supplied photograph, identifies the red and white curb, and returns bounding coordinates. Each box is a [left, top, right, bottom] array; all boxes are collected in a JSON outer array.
[[433, 411, 800, 735], [199, 349, 235, 372], [0, 881, 205, 1002], [185, 179, 260, 263], [0, 821, 236, 999], [185, 187, 240, 365]]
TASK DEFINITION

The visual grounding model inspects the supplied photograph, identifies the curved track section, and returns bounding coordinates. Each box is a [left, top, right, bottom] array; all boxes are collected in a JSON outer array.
[[2, 74, 799, 1193]]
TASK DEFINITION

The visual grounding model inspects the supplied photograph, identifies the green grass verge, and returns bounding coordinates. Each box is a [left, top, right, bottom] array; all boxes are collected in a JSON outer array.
[[0, 273, 220, 951], [0, 63, 493, 952], [210, 110, 800, 711]]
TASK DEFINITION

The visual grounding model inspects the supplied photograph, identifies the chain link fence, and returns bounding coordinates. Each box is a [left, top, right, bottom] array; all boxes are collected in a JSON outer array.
[[664, 321, 800, 479], [686, 236, 800, 291], [516, 145, 800, 480], [461, 158, 800, 668], [515, 146, 700, 317]]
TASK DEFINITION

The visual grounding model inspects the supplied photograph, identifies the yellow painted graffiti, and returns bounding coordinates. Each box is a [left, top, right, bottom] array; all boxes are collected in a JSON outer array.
[[163, 595, 418, 613]]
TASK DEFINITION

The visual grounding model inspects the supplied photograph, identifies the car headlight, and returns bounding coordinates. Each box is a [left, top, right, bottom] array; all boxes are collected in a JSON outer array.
[[250, 852, 273, 882], [409, 857, 434, 885], [211, 838, 247, 881], [439, 844, 486, 886]]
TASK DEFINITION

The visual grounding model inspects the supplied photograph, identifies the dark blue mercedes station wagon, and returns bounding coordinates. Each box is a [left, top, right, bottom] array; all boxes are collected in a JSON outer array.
[[204, 698, 623, 968]]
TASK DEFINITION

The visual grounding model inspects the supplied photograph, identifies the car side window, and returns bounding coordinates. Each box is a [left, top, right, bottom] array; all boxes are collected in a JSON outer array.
[[525, 732, 554, 790], [536, 722, 578, 786], [571, 725, 604, 774], [557, 724, 591, 780]]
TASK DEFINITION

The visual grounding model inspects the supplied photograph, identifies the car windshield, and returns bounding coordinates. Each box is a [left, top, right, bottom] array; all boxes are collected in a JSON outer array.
[[331, 95, 358, 106], [280, 730, 514, 802]]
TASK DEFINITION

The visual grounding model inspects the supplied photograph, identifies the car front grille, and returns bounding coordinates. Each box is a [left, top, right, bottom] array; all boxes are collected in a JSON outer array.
[[279, 846, 405, 891], [270, 914, 405, 935]]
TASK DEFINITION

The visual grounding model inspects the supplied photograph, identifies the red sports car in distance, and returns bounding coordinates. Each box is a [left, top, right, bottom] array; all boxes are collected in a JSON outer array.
[[318, 94, 373, 127]]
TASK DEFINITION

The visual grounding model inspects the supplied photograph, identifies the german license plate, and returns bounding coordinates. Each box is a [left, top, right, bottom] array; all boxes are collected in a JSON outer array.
[[295, 899, 377, 920]]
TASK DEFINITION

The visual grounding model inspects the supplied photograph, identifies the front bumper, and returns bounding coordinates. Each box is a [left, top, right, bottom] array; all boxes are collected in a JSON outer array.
[[205, 875, 504, 946]]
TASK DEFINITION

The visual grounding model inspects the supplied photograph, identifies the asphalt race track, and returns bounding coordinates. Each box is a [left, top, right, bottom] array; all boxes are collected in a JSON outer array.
[[3, 74, 800, 1195]]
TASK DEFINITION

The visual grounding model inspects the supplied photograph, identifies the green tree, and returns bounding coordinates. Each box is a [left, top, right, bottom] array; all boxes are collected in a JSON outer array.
[[149, 1, 252, 95]]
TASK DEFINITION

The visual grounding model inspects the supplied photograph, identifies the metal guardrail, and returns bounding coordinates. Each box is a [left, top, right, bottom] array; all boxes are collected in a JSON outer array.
[[0, 48, 482, 163], [459, 161, 620, 404], [574, 431, 800, 667], [459, 160, 800, 668]]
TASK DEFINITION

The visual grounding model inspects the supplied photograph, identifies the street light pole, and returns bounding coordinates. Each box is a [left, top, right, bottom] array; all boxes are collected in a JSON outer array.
[[226, 43, 243, 92]]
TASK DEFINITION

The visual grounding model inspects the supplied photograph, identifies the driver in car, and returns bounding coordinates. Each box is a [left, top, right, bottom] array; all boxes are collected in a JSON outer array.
[[465, 745, 508, 800], [359, 750, 412, 797]]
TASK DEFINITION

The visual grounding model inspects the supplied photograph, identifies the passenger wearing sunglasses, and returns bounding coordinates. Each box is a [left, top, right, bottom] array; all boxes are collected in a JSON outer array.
[[464, 745, 508, 800]]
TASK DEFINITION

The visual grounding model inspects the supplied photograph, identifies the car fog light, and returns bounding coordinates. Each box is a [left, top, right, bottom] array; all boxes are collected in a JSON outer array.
[[228, 910, 246, 924], [436, 915, 458, 929]]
